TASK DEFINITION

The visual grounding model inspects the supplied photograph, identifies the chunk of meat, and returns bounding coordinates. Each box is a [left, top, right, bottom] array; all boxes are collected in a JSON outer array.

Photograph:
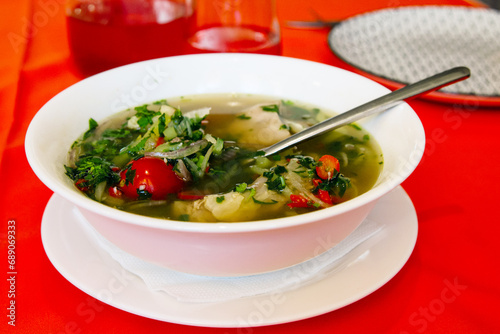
[[226, 103, 291, 146]]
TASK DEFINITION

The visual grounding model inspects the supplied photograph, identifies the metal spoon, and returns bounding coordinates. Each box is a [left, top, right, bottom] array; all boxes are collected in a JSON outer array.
[[261, 66, 471, 157]]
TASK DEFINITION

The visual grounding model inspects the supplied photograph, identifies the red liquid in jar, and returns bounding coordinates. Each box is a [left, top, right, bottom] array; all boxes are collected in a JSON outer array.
[[67, 2, 189, 76], [187, 26, 281, 55]]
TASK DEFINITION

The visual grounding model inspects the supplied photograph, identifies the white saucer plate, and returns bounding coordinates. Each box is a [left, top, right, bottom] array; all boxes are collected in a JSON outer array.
[[41, 186, 418, 328]]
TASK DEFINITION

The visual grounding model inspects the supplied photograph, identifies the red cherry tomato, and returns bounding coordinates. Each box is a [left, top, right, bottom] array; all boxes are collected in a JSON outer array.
[[119, 157, 184, 200], [316, 155, 340, 180]]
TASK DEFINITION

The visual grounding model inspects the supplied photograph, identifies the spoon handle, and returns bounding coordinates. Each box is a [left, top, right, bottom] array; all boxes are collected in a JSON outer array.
[[262, 66, 470, 157]]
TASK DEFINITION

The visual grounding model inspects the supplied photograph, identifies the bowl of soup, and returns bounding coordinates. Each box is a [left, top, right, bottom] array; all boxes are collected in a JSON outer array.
[[25, 54, 425, 276]]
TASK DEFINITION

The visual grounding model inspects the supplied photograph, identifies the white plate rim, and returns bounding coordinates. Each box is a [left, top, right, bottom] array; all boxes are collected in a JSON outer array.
[[40, 186, 418, 328]]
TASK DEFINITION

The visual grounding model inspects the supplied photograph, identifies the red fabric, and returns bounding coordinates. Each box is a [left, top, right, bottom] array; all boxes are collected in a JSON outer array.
[[1, 0, 499, 333]]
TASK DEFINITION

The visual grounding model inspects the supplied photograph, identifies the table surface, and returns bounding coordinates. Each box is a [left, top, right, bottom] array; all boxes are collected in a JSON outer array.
[[1, 0, 499, 333]]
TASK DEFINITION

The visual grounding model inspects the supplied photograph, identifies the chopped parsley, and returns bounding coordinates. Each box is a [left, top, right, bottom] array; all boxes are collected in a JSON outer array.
[[137, 189, 152, 200], [315, 173, 351, 198], [252, 198, 278, 205], [178, 214, 190, 221], [236, 114, 251, 120], [83, 118, 98, 140], [235, 183, 248, 193], [261, 104, 279, 113], [64, 156, 119, 195], [134, 105, 161, 128], [263, 165, 287, 192]]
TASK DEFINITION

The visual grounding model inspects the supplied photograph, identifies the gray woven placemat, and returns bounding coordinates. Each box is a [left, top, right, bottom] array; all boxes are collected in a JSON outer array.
[[329, 6, 500, 97]]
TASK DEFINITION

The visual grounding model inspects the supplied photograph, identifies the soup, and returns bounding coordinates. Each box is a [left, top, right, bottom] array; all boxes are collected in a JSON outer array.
[[65, 94, 383, 222]]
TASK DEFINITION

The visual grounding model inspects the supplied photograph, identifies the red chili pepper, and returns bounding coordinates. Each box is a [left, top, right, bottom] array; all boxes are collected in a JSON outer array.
[[317, 189, 333, 205], [156, 136, 166, 147], [312, 178, 322, 187], [177, 192, 205, 200], [287, 194, 312, 208], [316, 155, 340, 180], [75, 179, 89, 192], [108, 186, 123, 198], [331, 196, 341, 204]]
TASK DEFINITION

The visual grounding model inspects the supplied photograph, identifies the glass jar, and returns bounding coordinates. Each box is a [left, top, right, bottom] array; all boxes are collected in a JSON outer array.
[[66, 0, 193, 75]]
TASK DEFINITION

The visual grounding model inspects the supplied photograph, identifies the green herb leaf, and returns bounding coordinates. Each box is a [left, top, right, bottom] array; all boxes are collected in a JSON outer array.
[[137, 189, 152, 200], [235, 183, 248, 193], [252, 198, 278, 205], [125, 168, 136, 186], [261, 104, 280, 113], [64, 156, 119, 195], [134, 105, 161, 129], [157, 113, 167, 135], [83, 118, 99, 140], [179, 214, 190, 221], [316, 173, 351, 198], [216, 196, 225, 203]]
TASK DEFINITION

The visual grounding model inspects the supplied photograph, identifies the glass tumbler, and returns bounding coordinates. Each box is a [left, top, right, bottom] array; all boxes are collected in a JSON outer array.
[[66, 0, 193, 76], [186, 0, 281, 55]]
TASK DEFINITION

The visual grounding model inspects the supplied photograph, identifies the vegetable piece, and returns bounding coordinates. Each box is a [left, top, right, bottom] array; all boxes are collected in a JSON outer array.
[[83, 118, 98, 140], [316, 155, 340, 180], [64, 156, 119, 195], [263, 165, 287, 192], [145, 139, 209, 159], [108, 186, 123, 198], [317, 189, 333, 205], [177, 192, 205, 200], [287, 194, 313, 208], [118, 157, 184, 200], [261, 104, 279, 113]]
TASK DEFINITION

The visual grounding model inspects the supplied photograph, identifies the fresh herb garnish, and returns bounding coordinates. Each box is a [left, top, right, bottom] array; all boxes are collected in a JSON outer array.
[[134, 105, 161, 128], [261, 104, 279, 113], [102, 127, 132, 139], [126, 136, 149, 156], [83, 118, 98, 140], [236, 114, 251, 120], [137, 189, 152, 200], [235, 183, 248, 193], [315, 173, 351, 198], [124, 167, 136, 186], [179, 214, 190, 221], [263, 165, 287, 192], [252, 198, 278, 205], [64, 156, 119, 195]]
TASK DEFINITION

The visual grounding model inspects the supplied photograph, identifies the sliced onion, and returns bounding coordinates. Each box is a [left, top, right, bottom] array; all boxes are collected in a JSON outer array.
[[123, 200, 168, 210], [144, 139, 208, 159], [94, 181, 107, 202], [174, 159, 192, 182]]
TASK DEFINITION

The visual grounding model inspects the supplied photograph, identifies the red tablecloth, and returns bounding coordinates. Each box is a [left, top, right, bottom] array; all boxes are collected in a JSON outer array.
[[1, 0, 499, 333]]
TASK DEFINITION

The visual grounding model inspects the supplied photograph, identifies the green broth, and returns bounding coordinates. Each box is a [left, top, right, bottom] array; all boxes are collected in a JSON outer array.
[[66, 94, 383, 222]]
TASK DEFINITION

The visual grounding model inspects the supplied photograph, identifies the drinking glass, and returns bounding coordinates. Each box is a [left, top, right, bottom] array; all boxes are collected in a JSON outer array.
[[186, 0, 281, 55]]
